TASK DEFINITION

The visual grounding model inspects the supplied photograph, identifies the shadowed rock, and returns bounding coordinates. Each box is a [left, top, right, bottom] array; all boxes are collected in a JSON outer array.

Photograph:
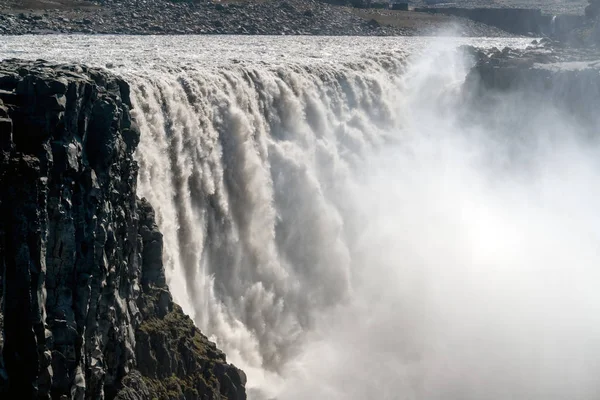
[[0, 59, 246, 400]]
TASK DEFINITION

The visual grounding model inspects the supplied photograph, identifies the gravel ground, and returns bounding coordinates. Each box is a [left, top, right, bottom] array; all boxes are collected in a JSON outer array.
[[411, 0, 588, 16], [351, 8, 515, 36], [0, 0, 518, 36]]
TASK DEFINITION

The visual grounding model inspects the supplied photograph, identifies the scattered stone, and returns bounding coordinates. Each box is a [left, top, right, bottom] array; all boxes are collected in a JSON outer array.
[[0, 0, 514, 36]]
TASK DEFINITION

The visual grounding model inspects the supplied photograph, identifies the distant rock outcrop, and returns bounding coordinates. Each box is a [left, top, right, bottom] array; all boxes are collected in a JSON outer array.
[[586, 0, 600, 18], [0, 59, 246, 400], [463, 44, 600, 124]]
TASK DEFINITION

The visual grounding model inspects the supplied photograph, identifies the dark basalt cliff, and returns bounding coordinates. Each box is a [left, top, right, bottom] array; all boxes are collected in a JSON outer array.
[[0, 59, 246, 400], [463, 45, 600, 124]]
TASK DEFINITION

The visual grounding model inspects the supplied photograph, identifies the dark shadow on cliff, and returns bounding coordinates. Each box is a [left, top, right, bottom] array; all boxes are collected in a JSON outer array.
[[0, 59, 246, 400]]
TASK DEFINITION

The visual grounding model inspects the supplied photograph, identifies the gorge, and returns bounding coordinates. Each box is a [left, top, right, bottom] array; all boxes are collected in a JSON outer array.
[[1, 35, 600, 399]]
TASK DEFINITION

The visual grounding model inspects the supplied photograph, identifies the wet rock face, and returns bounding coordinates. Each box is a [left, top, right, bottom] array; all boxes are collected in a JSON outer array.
[[461, 44, 600, 128], [0, 60, 246, 400]]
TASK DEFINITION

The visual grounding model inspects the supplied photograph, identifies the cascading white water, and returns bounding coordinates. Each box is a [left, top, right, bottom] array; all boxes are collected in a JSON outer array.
[[129, 49, 412, 380], [2, 35, 600, 400], [127, 41, 600, 400]]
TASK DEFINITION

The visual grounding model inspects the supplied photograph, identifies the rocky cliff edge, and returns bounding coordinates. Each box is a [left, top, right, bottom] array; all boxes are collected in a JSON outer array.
[[0, 59, 246, 400], [462, 43, 600, 124]]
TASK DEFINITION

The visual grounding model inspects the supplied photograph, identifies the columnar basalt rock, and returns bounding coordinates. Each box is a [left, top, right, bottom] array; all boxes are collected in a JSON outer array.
[[0, 59, 246, 400]]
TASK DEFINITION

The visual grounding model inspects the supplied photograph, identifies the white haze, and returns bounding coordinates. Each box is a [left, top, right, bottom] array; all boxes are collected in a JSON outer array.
[[2, 35, 600, 400], [270, 67, 600, 400], [254, 42, 600, 400]]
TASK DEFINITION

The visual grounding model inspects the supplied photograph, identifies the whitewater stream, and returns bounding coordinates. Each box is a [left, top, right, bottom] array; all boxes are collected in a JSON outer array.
[[2, 35, 600, 400]]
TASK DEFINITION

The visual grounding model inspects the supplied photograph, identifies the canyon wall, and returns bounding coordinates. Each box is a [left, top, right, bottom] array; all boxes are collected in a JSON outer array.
[[0, 59, 246, 400]]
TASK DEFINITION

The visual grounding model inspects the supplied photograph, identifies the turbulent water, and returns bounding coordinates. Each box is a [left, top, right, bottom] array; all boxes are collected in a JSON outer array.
[[3, 35, 600, 400]]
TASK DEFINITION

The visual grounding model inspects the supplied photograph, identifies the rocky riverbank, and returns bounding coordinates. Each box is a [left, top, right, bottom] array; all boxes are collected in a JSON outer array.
[[0, 0, 409, 35], [0, 58, 246, 399], [0, 0, 518, 36]]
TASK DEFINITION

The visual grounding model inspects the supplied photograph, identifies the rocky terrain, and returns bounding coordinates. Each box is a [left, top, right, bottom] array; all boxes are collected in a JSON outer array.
[[548, 0, 600, 46], [578, 0, 600, 43], [0, 0, 409, 35], [0, 58, 246, 399], [0, 0, 519, 36], [413, 0, 588, 16], [351, 7, 516, 36], [461, 40, 600, 126]]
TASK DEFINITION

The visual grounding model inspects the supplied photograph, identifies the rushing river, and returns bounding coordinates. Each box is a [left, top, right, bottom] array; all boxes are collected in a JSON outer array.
[[2, 35, 600, 400]]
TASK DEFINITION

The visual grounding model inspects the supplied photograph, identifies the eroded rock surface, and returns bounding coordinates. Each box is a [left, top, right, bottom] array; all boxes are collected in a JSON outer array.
[[461, 42, 600, 128], [0, 59, 245, 400]]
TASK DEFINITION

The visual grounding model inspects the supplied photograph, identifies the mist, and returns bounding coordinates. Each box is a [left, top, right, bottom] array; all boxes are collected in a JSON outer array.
[[252, 43, 600, 400], [1, 23, 598, 400], [116, 36, 600, 400]]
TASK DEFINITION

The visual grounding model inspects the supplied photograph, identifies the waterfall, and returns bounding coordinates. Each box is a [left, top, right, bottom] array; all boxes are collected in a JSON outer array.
[[3, 34, 600, 399], [126, 41, 600, 400], [130, 52, 413, 371]]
